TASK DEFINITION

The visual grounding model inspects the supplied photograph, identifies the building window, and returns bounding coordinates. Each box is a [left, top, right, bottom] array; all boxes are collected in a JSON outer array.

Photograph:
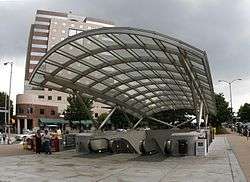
[[69, 29, 77, 36], [17, 107, 24, 114], [38, 95, 44, 99], [57, 96, 62, 101], [27, 107, 33, 114], [48, 96, 52, 100], [40, 109, 44, 115], [51, 110, 55, 115], [95, 113, 98, 118]]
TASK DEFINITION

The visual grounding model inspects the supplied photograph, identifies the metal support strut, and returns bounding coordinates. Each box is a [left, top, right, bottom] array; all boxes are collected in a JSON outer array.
[[98, 107, 117, 130], [148, 117, 175, 128], [132, 118, 144, 129]]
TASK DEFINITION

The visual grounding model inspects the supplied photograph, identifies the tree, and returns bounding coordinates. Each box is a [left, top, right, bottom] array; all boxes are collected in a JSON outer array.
[[0, 92, 13, 132], [238, 103, 250, 123], [64, 94, 93, 132], [209, 93, 232, 127]]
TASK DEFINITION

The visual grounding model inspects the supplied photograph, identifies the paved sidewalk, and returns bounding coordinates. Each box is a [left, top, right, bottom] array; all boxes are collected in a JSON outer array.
[[0, 144, 32, 157], [226, 132, 250, 181], [0, 136, 245, 182]]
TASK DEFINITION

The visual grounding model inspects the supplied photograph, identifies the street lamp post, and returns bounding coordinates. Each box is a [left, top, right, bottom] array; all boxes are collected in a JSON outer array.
[[4, 61, 13, 144], [218, 79, 242, 120]]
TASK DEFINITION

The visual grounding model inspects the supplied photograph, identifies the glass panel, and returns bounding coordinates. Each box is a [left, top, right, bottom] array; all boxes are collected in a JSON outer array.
[[145, 93, 154, 97], [128, 62, 145, 68], [126, 99, 137, 105], [146, 62, 161, 68], [127, 71, 141, 77], [113, 49, 132, 58], [103, 78, 116, 86], [140, 79, 150, 83], [118, 84, 129, 90], [137, 87, 147, 92], [106, 89, 119, 96], [32, 73, 44, 83], [77, 77, 94, 85], [158, 84, 167, 89], [148, 103, 157, 108], [82, 56, 103, 66], [126, 89, 137, 95], [56, 69, 77, 79], [113, 63, 131, 70], [92, 83, 107, 91], [68, 62, 90, 72], [152, 50, 166, 58], [147, 85, 157, 89], [151, 97, 160, 101], [132, 49, 149, 57], [88, 71, 105, 79], [134, 103, 144, 109], [97, 52, 117, 61], [161, 41, 179, 51], [92, 34, 116, 46], [128, 81, 139, 86], [46, 81, 62, 88], [136, 95, 145, 100], [39, 62, 58, 73], [102, 66, 117, 74], [114, 34, 135, 45], [143, 99, 151, 104], [152, 78, 162, 83], [81, 38, 100, 50], [137, 35, 155, 45], [116, 94, 129, 101], [49, 52, 70, 64], [115, 74, 129, 81], [59, 44, 83, 57], [141, 70, 155, 76]]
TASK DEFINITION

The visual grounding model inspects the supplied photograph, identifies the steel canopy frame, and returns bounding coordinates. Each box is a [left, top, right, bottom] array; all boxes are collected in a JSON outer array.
[[29, 27, 216, 119]]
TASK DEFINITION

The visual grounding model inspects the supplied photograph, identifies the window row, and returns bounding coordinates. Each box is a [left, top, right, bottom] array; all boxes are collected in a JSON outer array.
[[38, 95, 62, 101], [16, 107, 55, 116]]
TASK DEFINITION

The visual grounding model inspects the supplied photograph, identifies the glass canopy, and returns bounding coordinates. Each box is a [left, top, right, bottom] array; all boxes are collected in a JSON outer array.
[[30, 27, 216, 118]]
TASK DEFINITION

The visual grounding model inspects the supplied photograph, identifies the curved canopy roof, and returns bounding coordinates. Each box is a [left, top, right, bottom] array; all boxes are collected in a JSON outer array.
[[30, 27, 216, 118]]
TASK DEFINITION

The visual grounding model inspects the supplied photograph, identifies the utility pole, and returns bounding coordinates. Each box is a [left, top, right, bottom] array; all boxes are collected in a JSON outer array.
[[218, 79, 241, 121], [4, 61, 13, 144]]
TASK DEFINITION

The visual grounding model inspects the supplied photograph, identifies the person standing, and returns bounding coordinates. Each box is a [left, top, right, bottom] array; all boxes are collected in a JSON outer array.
[[35, 130, 42, 154], [43, 130, 51, 154], [2, 133, 6, 144]]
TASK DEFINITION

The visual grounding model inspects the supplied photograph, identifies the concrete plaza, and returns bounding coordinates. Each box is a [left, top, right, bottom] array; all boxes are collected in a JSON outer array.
[[0, 136, 246, 182]]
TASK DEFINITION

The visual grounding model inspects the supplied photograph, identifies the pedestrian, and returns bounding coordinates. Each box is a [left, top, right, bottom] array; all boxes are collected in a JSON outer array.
[[2, 133, 6, 144], [35, 130, 42, 154], [43, 130, 51, 154]]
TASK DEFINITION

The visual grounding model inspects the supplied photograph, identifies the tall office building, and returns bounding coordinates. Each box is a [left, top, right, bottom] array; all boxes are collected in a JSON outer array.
[[16, 10, 114, 133]]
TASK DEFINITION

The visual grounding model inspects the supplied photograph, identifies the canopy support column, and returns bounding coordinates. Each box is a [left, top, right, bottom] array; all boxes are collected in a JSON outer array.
[[198, 101, 204, 130], [205, 114, 209, 128], [98, 107, 117, 130], [148, 117, 175, 128], [132, 118, 143, 129]]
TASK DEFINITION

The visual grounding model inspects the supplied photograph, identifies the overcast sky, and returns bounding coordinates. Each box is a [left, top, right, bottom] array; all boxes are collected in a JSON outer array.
[[0, 0, 250, 112]]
